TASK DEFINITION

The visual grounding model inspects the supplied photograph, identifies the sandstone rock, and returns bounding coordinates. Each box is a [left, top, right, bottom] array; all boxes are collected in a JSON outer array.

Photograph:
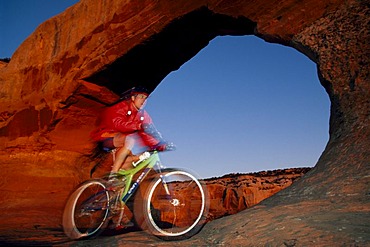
[[0, 0, 369, 245]]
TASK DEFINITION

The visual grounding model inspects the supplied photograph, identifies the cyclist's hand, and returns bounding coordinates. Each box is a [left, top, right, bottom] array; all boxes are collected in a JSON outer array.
[[154, 142, 176, 151]]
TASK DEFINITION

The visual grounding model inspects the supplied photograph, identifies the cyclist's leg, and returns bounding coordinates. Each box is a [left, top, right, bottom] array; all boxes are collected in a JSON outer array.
[[111, 148, 130, 172], [111, 133, 135, 172], [109, 200, 135, 229]]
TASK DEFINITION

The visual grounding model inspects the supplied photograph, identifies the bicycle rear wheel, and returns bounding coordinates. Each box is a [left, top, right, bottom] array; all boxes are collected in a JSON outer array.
[[62, 179, 110, 239], [143, 169, 208, 240]]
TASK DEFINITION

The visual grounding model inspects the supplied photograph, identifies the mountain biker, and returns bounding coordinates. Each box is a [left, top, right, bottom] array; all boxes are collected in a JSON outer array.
[[90, 86, 175, 176]]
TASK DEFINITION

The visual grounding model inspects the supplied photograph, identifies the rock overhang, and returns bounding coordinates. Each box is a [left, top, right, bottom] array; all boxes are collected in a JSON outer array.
[[84, 7, 256, 95]]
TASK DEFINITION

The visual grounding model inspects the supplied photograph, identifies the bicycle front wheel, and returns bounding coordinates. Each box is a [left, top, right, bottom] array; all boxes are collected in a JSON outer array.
[[143, 169, 208, 240], [62, 179, 110, 239]]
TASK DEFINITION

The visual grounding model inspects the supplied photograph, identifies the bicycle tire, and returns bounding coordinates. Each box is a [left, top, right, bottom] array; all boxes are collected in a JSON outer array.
[[143, 169, 209, 240], [62, 179, 111, 239]]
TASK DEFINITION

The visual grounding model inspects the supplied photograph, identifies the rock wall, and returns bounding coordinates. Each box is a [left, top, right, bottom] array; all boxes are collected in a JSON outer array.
[[0, 0, 369, 245]]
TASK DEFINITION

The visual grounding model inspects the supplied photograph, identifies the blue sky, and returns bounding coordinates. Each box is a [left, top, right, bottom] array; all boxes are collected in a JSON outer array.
[[0, 1, 330, 179]]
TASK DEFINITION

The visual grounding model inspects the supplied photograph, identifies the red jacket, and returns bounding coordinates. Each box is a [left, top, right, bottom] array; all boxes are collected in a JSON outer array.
[[91, 100, 160, 147]]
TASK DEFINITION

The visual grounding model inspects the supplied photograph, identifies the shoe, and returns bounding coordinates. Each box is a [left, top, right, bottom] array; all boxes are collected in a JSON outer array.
[[108, 218, 134, 230], [114, 221, 134, 230]]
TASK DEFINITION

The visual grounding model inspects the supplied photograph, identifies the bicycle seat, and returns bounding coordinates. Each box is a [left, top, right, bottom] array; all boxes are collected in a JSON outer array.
[[97, 141, 116, 153], [102, 147, 116, 153], [102, 146, 116, 153]]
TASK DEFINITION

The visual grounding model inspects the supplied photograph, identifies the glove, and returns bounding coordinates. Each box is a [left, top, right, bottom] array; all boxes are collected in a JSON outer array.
[[153, 141, 176, 151], [164, 142, 176, 151]]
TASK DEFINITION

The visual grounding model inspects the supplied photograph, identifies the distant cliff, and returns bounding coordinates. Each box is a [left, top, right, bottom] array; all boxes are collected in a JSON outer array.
[[206, 168, 311, 220]]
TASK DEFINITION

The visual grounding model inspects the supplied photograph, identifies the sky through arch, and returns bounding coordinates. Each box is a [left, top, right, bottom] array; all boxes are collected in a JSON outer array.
[[147, 35, 330, 178]]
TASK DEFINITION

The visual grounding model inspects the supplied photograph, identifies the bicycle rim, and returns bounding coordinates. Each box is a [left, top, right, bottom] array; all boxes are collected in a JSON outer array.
[[63, 180, 110, 239], [144, 170, 207, 239]]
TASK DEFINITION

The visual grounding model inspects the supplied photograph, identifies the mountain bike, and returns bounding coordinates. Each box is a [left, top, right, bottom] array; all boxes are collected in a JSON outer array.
[[62, 150, 209, 241]]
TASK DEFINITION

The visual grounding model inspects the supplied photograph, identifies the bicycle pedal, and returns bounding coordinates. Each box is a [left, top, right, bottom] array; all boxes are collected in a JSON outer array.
[[106, 187, 116, 191], [110, 207, 124, 214]]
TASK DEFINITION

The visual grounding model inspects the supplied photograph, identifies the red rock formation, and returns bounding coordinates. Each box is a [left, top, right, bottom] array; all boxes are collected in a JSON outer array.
[[205, 168, 311, 220], [0, 0, 369, 245]]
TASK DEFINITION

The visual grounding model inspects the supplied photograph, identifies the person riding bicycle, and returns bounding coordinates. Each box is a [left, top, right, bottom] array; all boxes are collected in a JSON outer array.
[[90, 86, 175, 176]]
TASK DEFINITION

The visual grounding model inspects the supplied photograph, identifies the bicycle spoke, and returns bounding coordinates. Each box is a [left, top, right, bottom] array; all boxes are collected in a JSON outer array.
[[63, 180, 111, 239], [144, 170, 208, 240]]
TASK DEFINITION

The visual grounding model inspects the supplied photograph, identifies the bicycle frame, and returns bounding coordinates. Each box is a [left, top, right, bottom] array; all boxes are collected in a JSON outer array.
[[115, 151, 162, 204]]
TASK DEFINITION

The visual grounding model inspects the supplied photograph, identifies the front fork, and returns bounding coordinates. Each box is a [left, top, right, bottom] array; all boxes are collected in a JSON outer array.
[[155, 161, 171, 196], [157, 165, 181, 208], [160, 174, 171, 195], [158, 170, 180, 207]]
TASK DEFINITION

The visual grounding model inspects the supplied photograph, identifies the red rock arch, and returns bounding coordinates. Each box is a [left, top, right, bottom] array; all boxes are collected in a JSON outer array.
[[0, 0, 368, 245]]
